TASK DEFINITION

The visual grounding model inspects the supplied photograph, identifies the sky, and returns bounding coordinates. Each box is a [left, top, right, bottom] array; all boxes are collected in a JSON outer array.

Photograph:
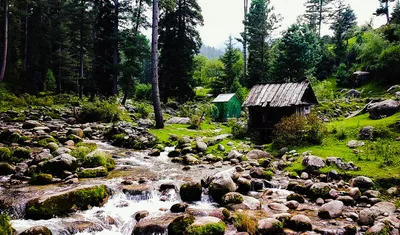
[[197, 0, 397, 48]]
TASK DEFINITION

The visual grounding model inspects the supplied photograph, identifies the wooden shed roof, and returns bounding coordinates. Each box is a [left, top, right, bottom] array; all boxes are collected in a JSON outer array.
[[242, 81, 318, 107]]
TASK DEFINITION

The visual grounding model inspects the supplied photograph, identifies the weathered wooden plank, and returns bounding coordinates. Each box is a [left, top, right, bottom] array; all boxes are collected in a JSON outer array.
[[260, 84, 274, 106], [281, 83, 297, 107], [295, 83, 309, 105], [270, 83, 289, 107], [262, 84, 281, 107], [288, 83, 305, 106], [255, 84, 270, 106], [243, 85, 259, 106], [247, 85, 263, 106]]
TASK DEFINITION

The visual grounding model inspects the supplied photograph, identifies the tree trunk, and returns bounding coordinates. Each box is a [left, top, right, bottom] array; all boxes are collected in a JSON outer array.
[[23, 0, 28, 73], [135, 0, 143, 34], [151, 0, 164, 129], [78, 0, 84, 99], [112, 0, 119, 96], [0, 0, 8, 81], [243, 0, 248, 83], [57, 1, 62, 93], [386, 0, 390, 24], [318, 0, 322, 38], [90, 1, 98, 101]]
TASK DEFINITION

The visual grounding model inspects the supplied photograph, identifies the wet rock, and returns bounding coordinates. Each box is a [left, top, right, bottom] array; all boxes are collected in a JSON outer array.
[[246, 149, 272, 160], [257, 218, 283, 235], [209, 174, 237, 203], [367, 99, 399, 119], [67, 128, 84, 138], [222, 192, 244, 205], [64, 221, 102, 234], [358, 208, 375, 225], [0, 162, 15, 175], [364, 190, 380, 198], [227, 150, 243, 159], [122, 184, 151, 198], [196, 141, 207, 152], [268, 203, 289, 213], [359, 126, 376, 140], [41, 154, 77, 176], [348, 187, 361, 200], [168, 214, 195, 235], [168, 150, 180, 158], [185, 216, 226, 235], [133, 214, 180, 235], [318, 200, 344, 219], [350, 176, 374, 191], [23, 120, 42, 129], [366, 222, 391, 234], [183, 154, 200, 165], [237, 177, 251, 194], [19, 225, 52, 235], [148, 149, 161, 156], [77, 166, 108, 178], [285, 200, 299, 210], [180, 182, 202, 202], [133, 210, 149, 221], [289, 214, 312, 232], [286, 193, 305, 203], [302, 155, 325, 173], [170, 202, 189, 213], [309, 182, 331, 198], [26, 185, 109, 219]]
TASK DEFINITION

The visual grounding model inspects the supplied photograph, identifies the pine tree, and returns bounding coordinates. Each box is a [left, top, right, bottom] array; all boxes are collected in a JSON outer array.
[[374, 0, 395, 24], [391, 1, 400, 24], [304, 0, 334, 37]]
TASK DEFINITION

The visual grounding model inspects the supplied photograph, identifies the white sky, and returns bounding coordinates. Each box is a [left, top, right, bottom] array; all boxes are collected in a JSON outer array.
[[198, 0, 397, 48]]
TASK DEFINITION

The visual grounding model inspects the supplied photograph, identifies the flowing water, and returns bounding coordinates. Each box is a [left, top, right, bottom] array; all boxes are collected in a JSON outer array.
[[4, 141, 234, 235]]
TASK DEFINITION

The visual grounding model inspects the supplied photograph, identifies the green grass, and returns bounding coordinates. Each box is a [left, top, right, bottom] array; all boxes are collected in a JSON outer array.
[[285, 112, 400, 180]]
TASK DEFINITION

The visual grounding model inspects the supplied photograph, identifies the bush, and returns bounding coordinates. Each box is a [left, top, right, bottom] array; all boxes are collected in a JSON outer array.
[[135, 83, 152, 101], [0, 214, 12, 235], [233, 212, 257, 235], [335, 63, 351, 87], [189, 115, 202, 129], [273, 113, 327, 148], [136, 103, 151, 119], [231, 122, 248, 139], [79, 98, 131, 123]]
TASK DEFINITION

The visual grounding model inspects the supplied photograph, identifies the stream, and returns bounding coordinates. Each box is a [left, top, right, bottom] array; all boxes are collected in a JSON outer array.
[[4, 141, 233, 235]]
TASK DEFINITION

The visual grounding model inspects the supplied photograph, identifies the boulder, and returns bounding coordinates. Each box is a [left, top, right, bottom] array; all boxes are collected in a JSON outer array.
[[289, 215, 312, 232], [22, 120, 42, 129], [138, 119, 154, 128], [359, 126, 376, 140], [133, 214, 180, 235], [183, 154, 200, 165], [367, 99, 399, 119], [358, 208, 375, 225], [122, 185, 151, 198], [41, 154, 77, 175], [78, 167, 108, 178], [350, 176, 374, 191], [336, 196, 356, 206], [364, 190, 380, 198], [236, 177, 251, 194], [209, 174, 237, 203], [67, 128, 84, 138], [166, 117, 191, 124], [196, 141, 208, 152], [257, 218, 283, 235], [366, 222, 391, 235], [286, 193, 305, 203], [170, 203, 189, 213], [19, 226, 52, 235], [347, 140, 365, 148], [310, 183, 331, 198], [285, 200, 299, 210], [184, 216, 225, 235], [302, 156, 325, 173], [0, 163, 15, 175], [222, 192, 244, 205], [348, 187, 361, 200], [318, 200, 344, 219], [180, 182, 202, 202], [246, 150, 272, 160], [227, 150, 243, 159], [168, 214, 195, 234], [26, 185, 109, 219], [370, 202, 396, 215], [346, 89, 361, 98]]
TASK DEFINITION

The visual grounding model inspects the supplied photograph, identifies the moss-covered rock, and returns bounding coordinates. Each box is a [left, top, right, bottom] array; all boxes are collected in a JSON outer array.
[[78, 167, 108, 178], [8, 132, 21, 143], [180, 182, 202, 202], [67, 128, 84, 138], [287, 193, 305, 203], [221, 192, 244, 205], [168, 214, 195, 235], [83, 151, 115, 171], [185, 217, 226, 235], [19, 226, 52, 235], [26, 185, 109, 220], [76, 142, 98, 152], [67, 134, 83, 143], [47, 142, 59, 152], [0, 162, 15, 175], [309, 182, 331, 198], [257, 218, 283, 235], [0, 147, 12, 162], [133, 214, 180, 235], [29, 173, 53, 185], [0, 214, 12, 235], [209, 174, 237, 203], [13, 147, 31, 159], [37, 137, 58, 147]]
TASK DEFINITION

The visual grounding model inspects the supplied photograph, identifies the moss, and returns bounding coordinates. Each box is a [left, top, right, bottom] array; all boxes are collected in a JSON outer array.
[[287, 193, 305, 203], [37, 137, 58, 147], [0, 163, 15, 175], [78, 167, 108, 178], [13, 147, 31, 159], [71, 146, 91, 160], [8, 132, 21, 143], [0, 147, 12, 162], [233, 212, 257, 235], [288, 172, 299, 179], [0, 214, 12, 235], [29, 173, 53, 185], [67, 134, 83, 143], [47, 142, 59, 152], [263, 170, 274, 180], [76, 142, 98, 152], [239, 156, 248, 162], [111, 134, 126, 146], [258, 158, 271, 168], [26, 185, 109, 220], [168, 215, 195, 235], [185, 221, 226, 235], [83, 152, 115, 171], [310, 184, 331, 198], [180, 182, 202, 202], [222, 193, 244, 205]]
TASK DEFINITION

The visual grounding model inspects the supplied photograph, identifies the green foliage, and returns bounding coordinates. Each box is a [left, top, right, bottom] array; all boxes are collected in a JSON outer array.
[[13, 147, 31, 159], [30, 173, 54, 185], [71, 146, 92, 160], [136, 103, 152, 119], [231, 122, 248, 139], [76, 142, 98, 152], [0, 147, 12, 162], [189, 115, 202, 130], [233, 212, 258, 235], [312, 79, 335, 101], [135, 83, 152, 101], [273, 113, 327, 148], [0, 214, 12, 235], [377, 44, 400, 83], [38, 137, 58, 147], [44, 69, 56, 92], [334, 63, 351, 87], [79, 98, 131, 123], [358, 31, 390, 71]]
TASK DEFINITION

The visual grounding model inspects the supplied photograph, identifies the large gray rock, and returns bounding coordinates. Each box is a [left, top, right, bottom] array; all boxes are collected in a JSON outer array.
[[166, 117, 191, 124], [289, 214, 312, 232], [227, 150, 243, 159], [346, 89, 361, 98], [310, 182, 331, 198], [350, 176, 374, 190], [358, 208, 375, 225], [22, 120, 42, 129], [209, 173, 237, 202], [257, 218, 283, 235], [359, 126, 376, 140], [19, 226, 52, 235], [196, 141, 207, 152], [367, 99, 399, 119], [370, 202, 396, 215], [42, 154, 77, 175], [302, 155, 325, 173], [246, 150, 272, 160], [318, 200, 344, 219], [133, 214, 180, 235], [138, 119, 154, 128]]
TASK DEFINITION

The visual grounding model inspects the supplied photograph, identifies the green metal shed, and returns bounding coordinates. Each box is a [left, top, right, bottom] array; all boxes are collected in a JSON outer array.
[[212, 93, 242, 121]]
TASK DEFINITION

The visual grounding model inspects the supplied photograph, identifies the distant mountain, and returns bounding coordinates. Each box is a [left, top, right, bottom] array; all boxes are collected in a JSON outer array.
[[200, 45, 224, 59]]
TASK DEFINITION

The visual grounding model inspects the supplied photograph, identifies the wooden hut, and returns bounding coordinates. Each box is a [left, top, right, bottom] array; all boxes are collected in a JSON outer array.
[[212, 93, 242, 121], [242, 81, 318, 131]]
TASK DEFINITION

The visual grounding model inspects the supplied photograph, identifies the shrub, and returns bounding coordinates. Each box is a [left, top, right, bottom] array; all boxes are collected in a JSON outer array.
[[79, 98, 131, 123], [136, 103, 151, 119], [135, 83, 152, 101], [273, 113, 327, 148], [189, 115, 202, 129], [335, 63, 351, 87], [232, 122, 248, 139], [233, 212, 257, 235], [0, 214, 12, 235]]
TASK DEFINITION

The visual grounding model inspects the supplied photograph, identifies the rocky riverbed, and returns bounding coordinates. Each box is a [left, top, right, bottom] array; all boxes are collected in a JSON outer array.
[[1, 107, 400, 235]]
